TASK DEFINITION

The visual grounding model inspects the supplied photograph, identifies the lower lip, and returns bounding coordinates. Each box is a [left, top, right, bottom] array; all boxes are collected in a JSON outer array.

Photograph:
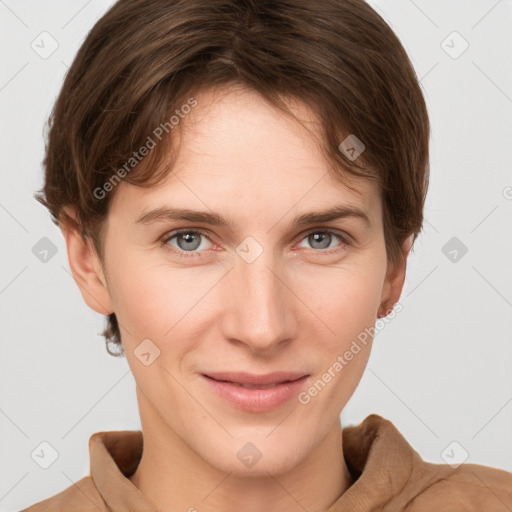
[[201, 374, 309, 412]]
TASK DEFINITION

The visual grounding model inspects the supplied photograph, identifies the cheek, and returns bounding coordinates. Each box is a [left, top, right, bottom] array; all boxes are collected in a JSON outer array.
[[106, 240, 386, 355], [294, 258, 386, 403], [106, 253, 220, 345], [296, 259, 385, 342]]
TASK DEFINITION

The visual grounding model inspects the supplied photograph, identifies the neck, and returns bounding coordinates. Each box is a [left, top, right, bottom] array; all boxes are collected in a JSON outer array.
[[129, 392, 353, 512]]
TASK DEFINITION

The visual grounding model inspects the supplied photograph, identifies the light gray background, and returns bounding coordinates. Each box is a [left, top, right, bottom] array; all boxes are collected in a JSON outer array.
[[1, 1, 511, 510]]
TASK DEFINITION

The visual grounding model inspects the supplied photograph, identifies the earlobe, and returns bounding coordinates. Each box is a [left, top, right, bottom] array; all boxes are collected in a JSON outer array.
[[378, 235, 413, 317], [60, 206, 114, 316]]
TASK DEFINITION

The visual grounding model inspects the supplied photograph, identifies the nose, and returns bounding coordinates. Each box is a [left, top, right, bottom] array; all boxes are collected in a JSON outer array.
[[220, 248, 298, 354]]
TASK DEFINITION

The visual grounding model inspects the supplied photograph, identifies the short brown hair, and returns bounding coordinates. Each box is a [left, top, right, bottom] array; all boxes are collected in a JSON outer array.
[[35, 0, 430, 357]]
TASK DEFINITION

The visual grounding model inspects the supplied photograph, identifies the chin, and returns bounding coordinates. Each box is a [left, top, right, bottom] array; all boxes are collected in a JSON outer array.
[[198, 434, 312, 478]]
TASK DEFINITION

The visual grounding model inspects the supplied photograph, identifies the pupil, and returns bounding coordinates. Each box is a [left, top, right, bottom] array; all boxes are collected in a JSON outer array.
[[180, 233, 200, 250], [311, 232, 330, 249]]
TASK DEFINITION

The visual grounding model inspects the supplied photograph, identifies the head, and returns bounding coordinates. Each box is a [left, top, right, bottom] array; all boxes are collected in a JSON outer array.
[[36, 0, 429, 476]]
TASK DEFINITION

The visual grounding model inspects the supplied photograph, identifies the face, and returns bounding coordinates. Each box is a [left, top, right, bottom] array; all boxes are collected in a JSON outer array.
[[65, 84, 408, 477]]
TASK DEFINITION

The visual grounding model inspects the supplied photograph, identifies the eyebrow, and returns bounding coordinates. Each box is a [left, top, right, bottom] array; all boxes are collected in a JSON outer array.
[[135, 204, 371, 229]]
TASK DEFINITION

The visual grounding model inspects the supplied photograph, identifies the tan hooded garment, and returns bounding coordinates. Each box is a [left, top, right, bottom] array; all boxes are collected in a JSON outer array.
[[22, 414, 512, 511]]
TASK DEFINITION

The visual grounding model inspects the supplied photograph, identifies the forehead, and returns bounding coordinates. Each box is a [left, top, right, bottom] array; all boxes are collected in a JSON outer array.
[[112, 84, 382, 225]]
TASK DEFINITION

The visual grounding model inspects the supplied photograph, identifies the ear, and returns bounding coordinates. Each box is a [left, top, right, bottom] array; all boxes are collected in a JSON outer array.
[[60, 205, 114, 315], [378, 235, 413, 317]]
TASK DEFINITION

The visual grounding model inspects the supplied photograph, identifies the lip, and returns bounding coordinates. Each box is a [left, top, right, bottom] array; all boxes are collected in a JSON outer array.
[[203, 371, 308, 386], [201, 372, 310, 412]]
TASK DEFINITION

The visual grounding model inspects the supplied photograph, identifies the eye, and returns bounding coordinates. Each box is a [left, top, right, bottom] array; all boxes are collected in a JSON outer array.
[[297, 229, 349, 254], [161, 229, 214, 257], [160, 228, 350, 258]]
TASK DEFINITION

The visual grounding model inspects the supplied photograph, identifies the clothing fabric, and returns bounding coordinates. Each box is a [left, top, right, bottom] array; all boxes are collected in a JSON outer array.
[[21, 414, 512, 511]]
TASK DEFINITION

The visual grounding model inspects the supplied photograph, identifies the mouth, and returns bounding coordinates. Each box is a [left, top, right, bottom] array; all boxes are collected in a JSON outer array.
[[200, 372, 310, 412], [202, 371, 309, 387], [203, 376, 301, 389]]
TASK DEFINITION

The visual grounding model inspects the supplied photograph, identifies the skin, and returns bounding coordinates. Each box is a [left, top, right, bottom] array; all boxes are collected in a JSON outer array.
[[61, 84, 411, 512]]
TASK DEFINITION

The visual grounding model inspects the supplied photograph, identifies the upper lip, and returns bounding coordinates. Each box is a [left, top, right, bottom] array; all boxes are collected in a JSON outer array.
[[203, 371, 309, 386]]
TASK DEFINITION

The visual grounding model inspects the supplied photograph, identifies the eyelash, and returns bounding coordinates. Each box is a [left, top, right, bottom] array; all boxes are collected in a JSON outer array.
[[159, 228, 350, 258]]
